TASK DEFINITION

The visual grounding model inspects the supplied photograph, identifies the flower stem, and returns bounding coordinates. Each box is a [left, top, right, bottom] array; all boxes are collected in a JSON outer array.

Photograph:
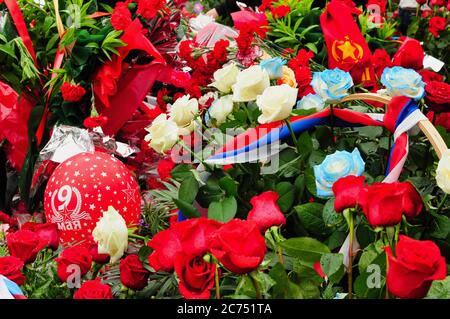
[[285, 119, 301, 153], [214, 266, 221, 299], [128, 233, 147, 242], [436, 193, 448, 215], [250, 272, 263, 299], [347, 209, 354, 300], [177, 140, 213, 171]]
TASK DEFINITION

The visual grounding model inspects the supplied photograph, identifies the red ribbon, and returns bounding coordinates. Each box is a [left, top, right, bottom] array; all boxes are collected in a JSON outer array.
[[4, 0, 37, 66]]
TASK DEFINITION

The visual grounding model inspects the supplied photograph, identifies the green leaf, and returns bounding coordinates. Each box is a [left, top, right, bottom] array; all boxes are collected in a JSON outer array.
[[297, 131, 313, 158], [320, 253, 345, 284], [172, 198, 201, 218], [322, 198, 344, 228], [305, 43, 318, 54], [218, 176, 238, 197], [429, 214, 450, 239], [138, 246, 152, 263], [178, 175, 199, 203], [355, 127, 383, 139], [275, 182, 295, 213], [426, 276, 450, 299], [170, 164, 193, 181], [279, 237, 330, 262], [295, 203, 331, 237], [208, 196, 237, 222], [305, 167, 317, 196], [269, 263, 303, 298]]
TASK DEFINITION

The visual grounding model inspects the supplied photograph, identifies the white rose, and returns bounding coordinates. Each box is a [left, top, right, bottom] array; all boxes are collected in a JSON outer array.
[[297, 93, 325, 111], [169, 94, 199, 135], [436, 149, 450, 194], [144, 114, 179, 153], [92, 206, 128, 263], [210, 63, 239, 93], [209, 95, 234, 125], [256, 84, 298, 124], [232, 65, 270, 102]]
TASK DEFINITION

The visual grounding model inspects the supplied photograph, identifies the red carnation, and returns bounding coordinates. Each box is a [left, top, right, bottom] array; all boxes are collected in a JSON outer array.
[[392, 38, 424, 70], [137, 0, 166, 20], [120, 254, 150, 291], [74, 280, 113, 299], [0, 256, 25, 286], [61, 82, 86, 102], [428, 17, 446, 38], [425, 81, 450, 113], [209, 219, 266, 274], [157, 157, 176, 181], [271, 5, 291, 18], [174, 253, 217, 299], [56, 245, 92, 282], [332, 175, 366, 213], [371, 48, 392, 78], [386, 235, 446, 299], [247, 191, 286, 233], [111, 2, 132, 31], [360, 182, 423, 227], [83, 115, 108, 129]]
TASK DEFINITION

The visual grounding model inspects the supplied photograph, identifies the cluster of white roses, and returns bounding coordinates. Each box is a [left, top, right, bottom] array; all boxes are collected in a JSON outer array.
[[210, 63, 298, 124], [144, 62, 300, 153]]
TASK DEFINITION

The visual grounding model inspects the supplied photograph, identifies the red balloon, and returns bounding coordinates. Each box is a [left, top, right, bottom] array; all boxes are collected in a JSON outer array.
[[44, 152, 141, 244]]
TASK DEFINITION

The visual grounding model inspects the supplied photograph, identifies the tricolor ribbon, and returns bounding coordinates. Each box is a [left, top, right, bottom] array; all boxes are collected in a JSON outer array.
[[178, 96, 427, 221], [0, 275, 26, 299]]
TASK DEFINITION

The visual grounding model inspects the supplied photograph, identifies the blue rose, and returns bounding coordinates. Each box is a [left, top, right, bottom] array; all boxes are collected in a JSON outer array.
[[260, 57, 286, 80], [314, 148, 365, 198], [296, 94, 325, 111], [311, 68, 354, 102], [381, 66, 425, 100]]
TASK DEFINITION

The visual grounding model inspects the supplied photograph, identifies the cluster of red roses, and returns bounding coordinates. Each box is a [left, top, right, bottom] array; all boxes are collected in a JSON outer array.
[[332, 176, 446, 298], [147, 191, 285, 299], [110, 0, 168, 31], [178, 39, 230, 98], [417, 0, 449, 38]]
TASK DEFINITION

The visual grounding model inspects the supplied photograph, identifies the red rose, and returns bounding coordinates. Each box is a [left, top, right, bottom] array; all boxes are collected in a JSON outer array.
[[371, 48, 392, 78], [83, 115, 108, 129], [247, 191, 286, 233], [111, 2, 132, 31], [360, 182, 423, 227], [386, 235, 446, 299], [0, 256, 25, 285], [120, 254, 150, 291], [332, 175, 366, 213], [427, 111, 450, 131], [416, 0, 427, 4], [392, 38, 424, 70], [271, 5, 291, 18], [209, 219, 266, 274], [419, 69, 444, 83], [157, 157, 176, 181], [33, 223, 60, 250], [428, 17, 446, 37], [174, 253, 217, 299], [73, 280, 113, 299], [147, 218, 222, 272], [6, 230, 46, 263], [430, 0, 445, 6], [56, 246, 92, 282], [88, 244, 110, 264], [425, 81, 450, 112], [421, 9, 433, 18], [0, 211, 14, 226], [60, 82, 86, 102]]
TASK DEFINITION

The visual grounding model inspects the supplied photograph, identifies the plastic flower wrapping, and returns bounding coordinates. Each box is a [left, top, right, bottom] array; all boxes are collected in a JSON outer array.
[[0, 0, 449, 301]]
